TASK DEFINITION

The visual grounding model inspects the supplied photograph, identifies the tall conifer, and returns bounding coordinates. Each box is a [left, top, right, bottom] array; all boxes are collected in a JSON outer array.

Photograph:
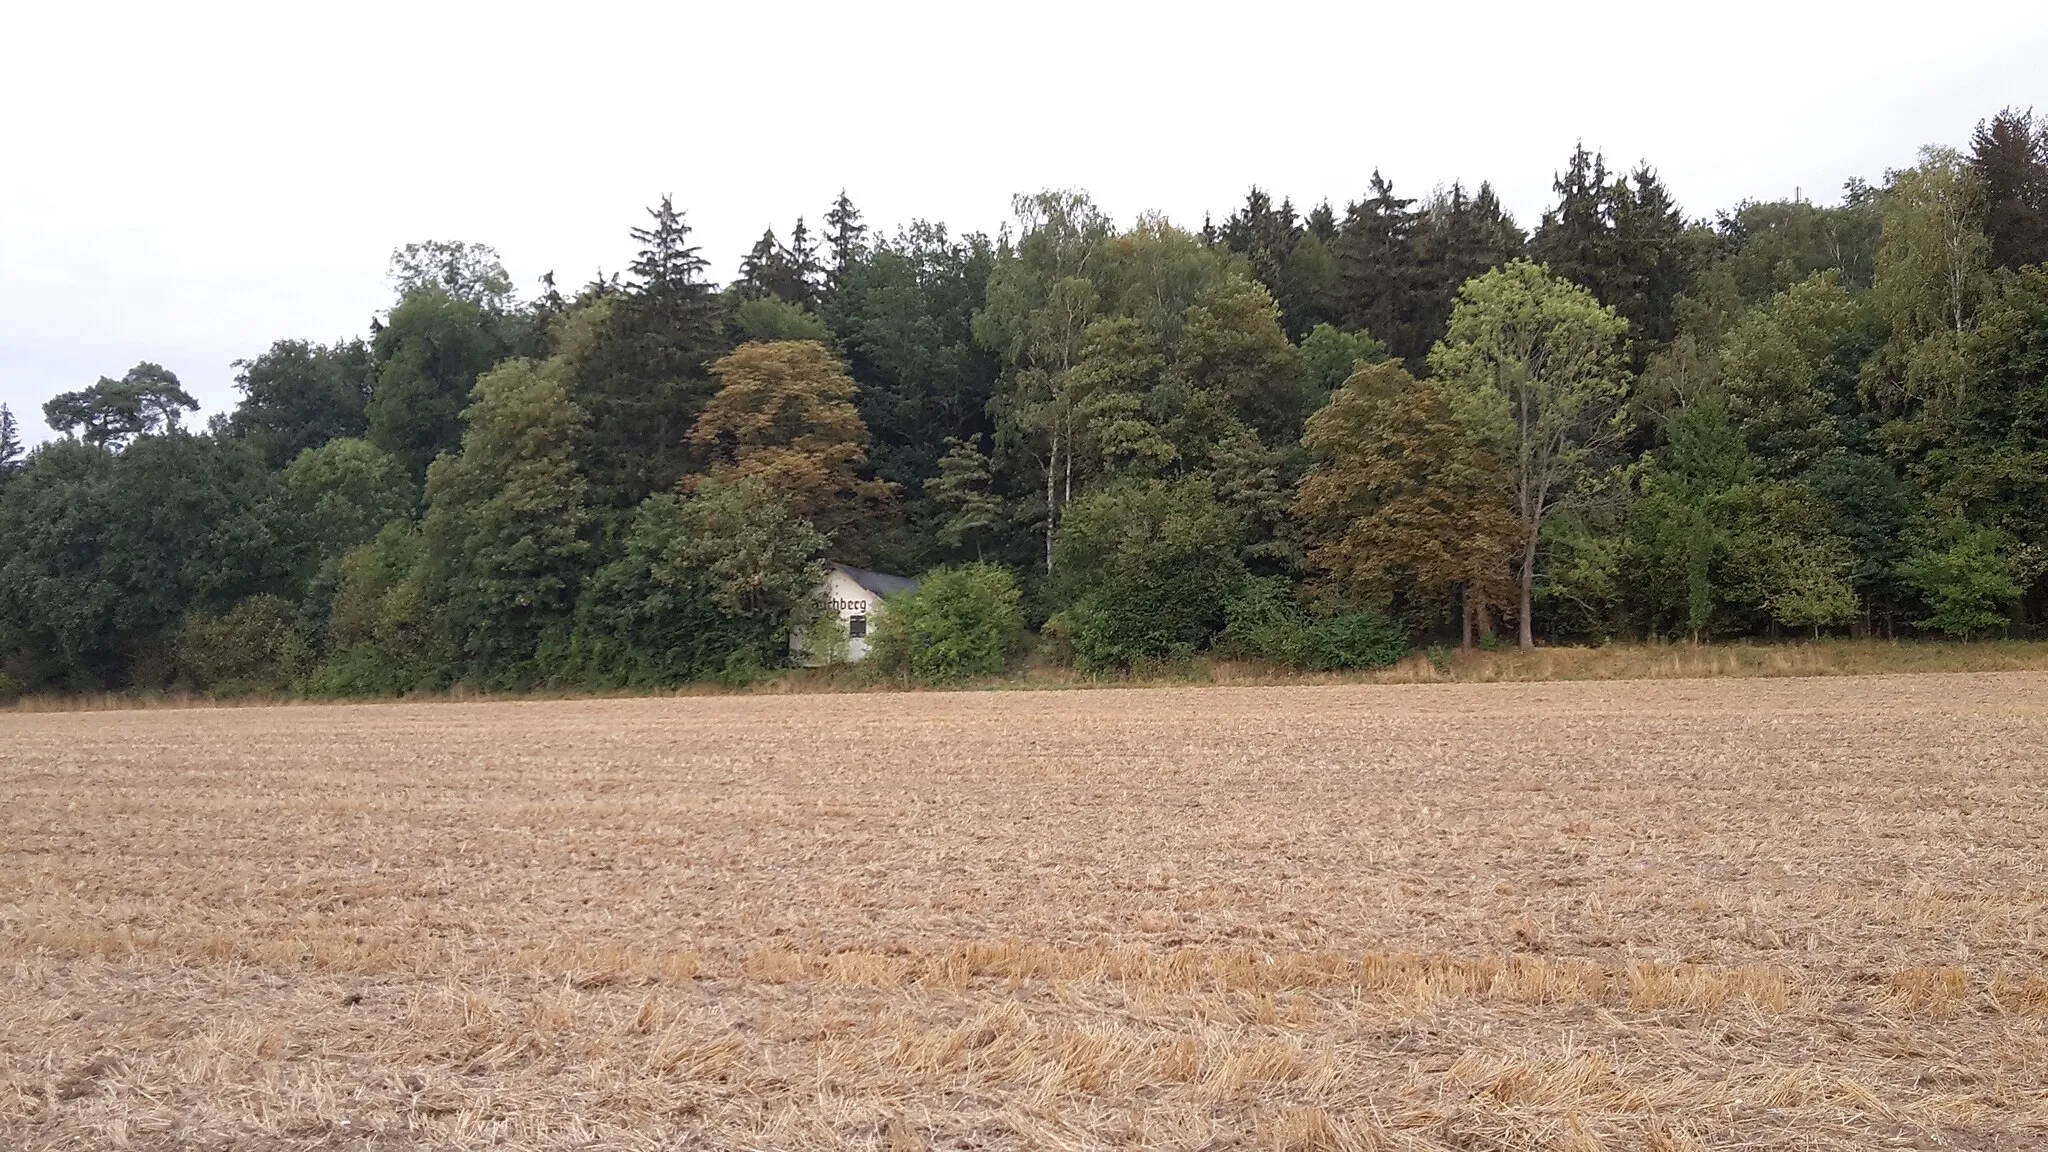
[[0, 404, 21, 488], [1333, 171, 1426, 364], [571, 197, 725, 508], [823, 190, 868, 294], [1971, 108, 2048, 269]]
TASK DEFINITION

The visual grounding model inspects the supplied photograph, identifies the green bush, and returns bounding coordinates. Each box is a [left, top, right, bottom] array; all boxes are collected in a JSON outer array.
[[304, 525, 445, 696], [1054, 478, 1244, 670], [566, 481, 829, 687], [568, 541, 768, 687], [177, 594, 310, 694], [305, 643, 409, 697], [1897, 518, 2026, 639], [1218, 576, 1318, 665], [1426, 644, 1452, 674], [1218, 577, 1407, 671], [872, 563, 1024, 683], [1312, 610, 1407, 670]]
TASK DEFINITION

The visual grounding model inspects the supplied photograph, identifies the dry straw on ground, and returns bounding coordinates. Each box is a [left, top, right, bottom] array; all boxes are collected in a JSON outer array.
[[3, 673, 2047, 1149]]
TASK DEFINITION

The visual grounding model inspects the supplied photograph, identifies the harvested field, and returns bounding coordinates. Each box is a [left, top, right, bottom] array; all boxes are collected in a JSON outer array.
[[4, 674, 2047, 1150]]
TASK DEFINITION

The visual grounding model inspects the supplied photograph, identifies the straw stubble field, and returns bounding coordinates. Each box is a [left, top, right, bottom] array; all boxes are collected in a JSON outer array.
[[3, 674, 2047, 1150]]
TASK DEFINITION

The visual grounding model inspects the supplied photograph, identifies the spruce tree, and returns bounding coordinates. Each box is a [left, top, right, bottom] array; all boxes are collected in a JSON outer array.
[[784, 218, 823, 307], [1332, 171, 1426, 364], [823, 190, 868, 294], [1305, 201, 1338, 243], [1608, 164, 1694, 353], [570, 197, 725, 508], [1970, 108, 2048, 270], [529, 270, 568, 353], [1220, 189, 1322, 336], [1533, 148, 1694, 360], [629, 195, 708, 287], [1219, 189, 1299, 290], [1531, 144, 1615, 296], [1275, 200, 1345, 336], [1412, 181, 1526, 356], [736, 228, 785, 300], [735, 221, 822, 307], [0, 404, 21, 489]]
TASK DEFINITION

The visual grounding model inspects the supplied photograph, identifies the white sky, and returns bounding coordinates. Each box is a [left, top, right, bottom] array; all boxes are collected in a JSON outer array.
[[4, 1, 2046, 443]]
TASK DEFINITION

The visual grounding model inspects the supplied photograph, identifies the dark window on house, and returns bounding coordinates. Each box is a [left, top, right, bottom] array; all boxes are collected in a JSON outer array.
[[847, 615, 867, 639]]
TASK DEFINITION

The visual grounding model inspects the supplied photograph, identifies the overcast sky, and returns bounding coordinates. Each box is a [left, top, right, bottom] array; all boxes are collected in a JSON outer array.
[[4, 1, 2046, 443]]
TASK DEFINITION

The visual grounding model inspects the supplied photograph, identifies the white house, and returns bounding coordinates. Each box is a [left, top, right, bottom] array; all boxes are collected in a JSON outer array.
[[793, 563, 921, 664]]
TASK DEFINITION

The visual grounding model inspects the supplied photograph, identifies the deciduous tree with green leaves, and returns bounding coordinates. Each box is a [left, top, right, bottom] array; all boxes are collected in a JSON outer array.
[[1296, 323, 1387, 398], [1620, 395, 1860, 639], [267, 438, 415, 588], [415, 356, 593, 684], [1868, 147, 1992, 415], [1897, 517, 2028, 639], [975, 190, 1115, 570], [366, 288, 509, 480], [1428, 260, 1632, 647], [732, 297, 834, 344], [1066, 318, 1174, 480], [388, 241, 515, 310], [569, 476, 828, 686], [1052, 477, 1243, 668], [229, 339, 374, 468], [0, 433, 274, 689], [1721, 271, 1882, 475], [1175, 278, 1303, 443]]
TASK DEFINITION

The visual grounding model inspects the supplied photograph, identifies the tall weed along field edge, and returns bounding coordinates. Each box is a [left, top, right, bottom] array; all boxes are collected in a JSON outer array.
[[3, 674, 2047, 1149]]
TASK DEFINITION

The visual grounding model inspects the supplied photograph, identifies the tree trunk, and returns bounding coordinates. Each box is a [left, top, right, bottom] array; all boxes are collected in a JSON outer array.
[[1063, 416, 1072, 507], [1044, 434, 1058, 574], [1518, 527, 1539, 650], [1460, 585, 1474, 650]]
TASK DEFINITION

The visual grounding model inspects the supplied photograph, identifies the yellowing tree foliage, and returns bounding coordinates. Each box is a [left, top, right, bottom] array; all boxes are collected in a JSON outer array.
[[1295, 361, 1519, 643], [689, 340, 894, 538]]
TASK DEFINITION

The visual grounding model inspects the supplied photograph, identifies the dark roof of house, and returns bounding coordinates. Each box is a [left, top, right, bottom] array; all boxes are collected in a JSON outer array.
[[832, 563, 920, 599]]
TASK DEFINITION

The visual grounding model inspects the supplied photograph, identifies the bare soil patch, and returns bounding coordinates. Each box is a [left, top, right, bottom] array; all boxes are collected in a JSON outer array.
[[4, 674, 2046, 1149]]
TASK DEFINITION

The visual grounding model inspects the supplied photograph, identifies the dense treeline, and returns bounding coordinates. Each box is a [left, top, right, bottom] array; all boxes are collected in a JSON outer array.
[[4, 112, 2048, 694]]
